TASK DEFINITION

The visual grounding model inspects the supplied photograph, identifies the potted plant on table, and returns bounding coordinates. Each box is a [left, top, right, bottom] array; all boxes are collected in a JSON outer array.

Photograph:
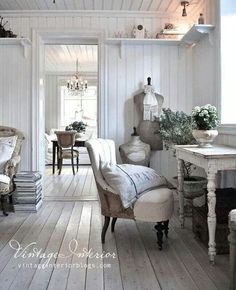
[[159, 108, 207, 212], [65, 121, 87, 138], [191, 104, 220, 147]]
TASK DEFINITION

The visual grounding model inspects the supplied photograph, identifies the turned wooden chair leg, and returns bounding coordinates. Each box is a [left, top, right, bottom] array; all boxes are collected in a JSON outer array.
[[76, 156, 79, 172], [71, 156, 75, 175], [111, 217, 117, 232], [58, 158, 62, 175], [1, 195, 8, 216], [163, 220, 169, 238], [101, 216, 110, 244], [9, 194, 13, 204], [155, 222, 164, 250]]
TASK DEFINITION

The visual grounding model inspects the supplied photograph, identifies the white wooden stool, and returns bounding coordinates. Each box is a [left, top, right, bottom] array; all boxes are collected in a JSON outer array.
[[0, 174, 10, 216], [229, 209, 236, 290]]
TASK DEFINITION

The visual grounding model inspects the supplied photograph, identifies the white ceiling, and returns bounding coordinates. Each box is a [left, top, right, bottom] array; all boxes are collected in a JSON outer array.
[[45, 44, 98, 73], [0, 0, 202, 14]]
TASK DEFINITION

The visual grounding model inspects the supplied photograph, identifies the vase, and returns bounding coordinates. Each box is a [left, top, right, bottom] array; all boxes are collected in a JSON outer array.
[[119, 127, 151, 167], [76, 132, 84, 138], [192, 129, 218, 148]]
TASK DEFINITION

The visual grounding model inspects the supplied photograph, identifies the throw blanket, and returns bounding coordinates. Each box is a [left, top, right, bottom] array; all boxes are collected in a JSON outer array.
[[100, 163, 167, 208]]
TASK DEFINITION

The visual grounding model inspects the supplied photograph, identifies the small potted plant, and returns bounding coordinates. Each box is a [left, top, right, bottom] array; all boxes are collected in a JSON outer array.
[[159, 108, 207, 210], [191, 104, 220, 147], [65, 121, 87, 137]]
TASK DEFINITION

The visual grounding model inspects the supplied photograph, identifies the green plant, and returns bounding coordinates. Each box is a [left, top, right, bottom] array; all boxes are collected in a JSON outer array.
[[158, 108, 196, 179], [65, 121, 87, 133], [191, 104, 219, 130], [159, 108, 195, 149]]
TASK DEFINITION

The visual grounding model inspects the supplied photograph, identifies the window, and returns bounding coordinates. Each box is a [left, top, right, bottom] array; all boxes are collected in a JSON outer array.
[[220, 0, 236, 124], [60, 85, 97, 129]]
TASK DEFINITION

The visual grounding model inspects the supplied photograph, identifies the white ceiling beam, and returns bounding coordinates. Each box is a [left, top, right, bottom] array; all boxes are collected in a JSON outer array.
[[0, 10, 175, 19]]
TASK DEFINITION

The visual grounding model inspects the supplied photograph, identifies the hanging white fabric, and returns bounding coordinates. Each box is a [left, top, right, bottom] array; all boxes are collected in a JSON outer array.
[[143, 84, 158, 121]]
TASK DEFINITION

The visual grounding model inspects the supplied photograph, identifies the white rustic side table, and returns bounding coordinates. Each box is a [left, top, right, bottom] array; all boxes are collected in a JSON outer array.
[[175, 145, 236, 264]]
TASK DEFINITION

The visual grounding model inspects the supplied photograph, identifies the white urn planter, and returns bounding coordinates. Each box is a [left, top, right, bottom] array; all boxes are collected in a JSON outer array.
[[192, 129, 218, 148], [76, 132, 84, 138]]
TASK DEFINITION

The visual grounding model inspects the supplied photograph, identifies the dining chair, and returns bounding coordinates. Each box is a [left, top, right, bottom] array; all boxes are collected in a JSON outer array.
[[55, 131, 79, 175]]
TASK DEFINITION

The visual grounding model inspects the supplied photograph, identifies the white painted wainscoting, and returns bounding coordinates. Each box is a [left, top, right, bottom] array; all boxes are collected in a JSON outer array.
[[0, 44, 31, 170], [0, 12, 194, 177], [0, 3, 222, 181]]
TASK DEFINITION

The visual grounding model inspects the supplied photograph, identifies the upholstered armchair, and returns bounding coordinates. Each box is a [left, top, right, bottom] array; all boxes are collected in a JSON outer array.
[[86, 138, 174, 250], [0, 126, 25, 189], [0, 126, 25, 215]]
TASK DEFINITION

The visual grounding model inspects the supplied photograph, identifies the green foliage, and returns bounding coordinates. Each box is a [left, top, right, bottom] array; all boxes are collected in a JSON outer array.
[[191, 104, 219, 130], [65, 121, 87, 133], [158, 108, 196, 179], [159, 108, 195, 150]]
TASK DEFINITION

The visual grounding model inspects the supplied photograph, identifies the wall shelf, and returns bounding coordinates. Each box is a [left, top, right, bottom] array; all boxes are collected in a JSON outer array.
[[105, 24, 215, 58], [0, 38, 32, 58], [105, 38, 180, 58], [105, 38, 180, 46], [180, 24, 215, 46]]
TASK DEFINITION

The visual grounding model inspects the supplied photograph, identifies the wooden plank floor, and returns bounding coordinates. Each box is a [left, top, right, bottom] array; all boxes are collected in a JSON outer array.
[[44, 165, 98, 201], [0, 167, 230, 290]]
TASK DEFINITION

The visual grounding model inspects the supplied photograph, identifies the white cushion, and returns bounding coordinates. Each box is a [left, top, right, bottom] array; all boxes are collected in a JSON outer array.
[[0, 174, 10, 184], [100, 163, 167, 208], [0, 136, 17, 173], [86, 138, 117, 186], [134, 188, 174, 222]]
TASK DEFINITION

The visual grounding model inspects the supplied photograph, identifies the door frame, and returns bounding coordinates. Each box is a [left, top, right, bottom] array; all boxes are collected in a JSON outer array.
[[31, 28, 107, 171]]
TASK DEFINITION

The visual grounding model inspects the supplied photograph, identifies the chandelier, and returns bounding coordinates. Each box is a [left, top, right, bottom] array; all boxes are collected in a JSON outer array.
[[67, 59, 88, 95]]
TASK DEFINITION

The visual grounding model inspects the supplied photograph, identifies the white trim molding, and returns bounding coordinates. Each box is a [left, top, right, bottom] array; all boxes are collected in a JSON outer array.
[[31, 27, 107, 171], [0, 10, 174, 18], [218, 125, 236, 135]]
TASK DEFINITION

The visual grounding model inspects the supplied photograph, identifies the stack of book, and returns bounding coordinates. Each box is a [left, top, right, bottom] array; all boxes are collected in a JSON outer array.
[[13, 171, 43, 212]]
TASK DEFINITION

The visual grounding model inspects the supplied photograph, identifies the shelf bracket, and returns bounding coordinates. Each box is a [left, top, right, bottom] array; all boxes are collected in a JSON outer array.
[[20, 39, 30, 58], [196, 26, 214, 46]]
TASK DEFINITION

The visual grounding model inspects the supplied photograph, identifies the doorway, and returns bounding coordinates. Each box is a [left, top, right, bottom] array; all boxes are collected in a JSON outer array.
[[44, 44, 98, 167], [31, 29, 106, 173]]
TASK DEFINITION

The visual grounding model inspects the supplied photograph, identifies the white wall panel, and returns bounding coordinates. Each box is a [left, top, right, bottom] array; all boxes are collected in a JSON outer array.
[[0, 12, 193, 178], [0, 44, 31, 170], [44, 75, 60, 132], [192, 0, 236, 186]]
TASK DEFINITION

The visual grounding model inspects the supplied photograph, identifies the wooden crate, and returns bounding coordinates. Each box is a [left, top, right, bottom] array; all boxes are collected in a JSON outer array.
[[192, 188, 236, 254]]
